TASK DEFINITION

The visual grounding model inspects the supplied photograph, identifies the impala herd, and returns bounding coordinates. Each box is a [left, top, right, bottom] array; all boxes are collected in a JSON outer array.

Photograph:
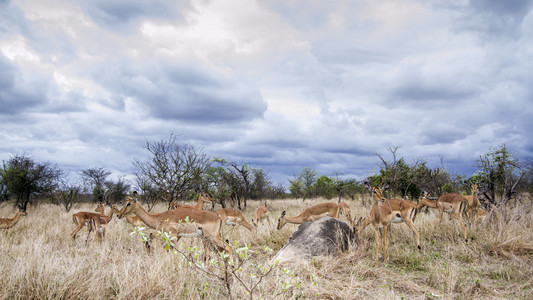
[[1, 182, 486, 264]]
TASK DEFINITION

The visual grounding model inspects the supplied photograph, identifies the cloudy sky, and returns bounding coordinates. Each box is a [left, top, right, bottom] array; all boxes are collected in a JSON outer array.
[[1, 0, 532, 186]]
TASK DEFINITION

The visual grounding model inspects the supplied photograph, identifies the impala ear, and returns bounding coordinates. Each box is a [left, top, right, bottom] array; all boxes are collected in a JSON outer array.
[[382, 183, 389, 190], [363, 181, 372, 191], [280, 211, 286, 218]]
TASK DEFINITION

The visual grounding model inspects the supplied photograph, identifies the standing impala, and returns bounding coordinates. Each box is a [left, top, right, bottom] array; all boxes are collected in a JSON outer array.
[[70, 203, 106, 240], [277, 202, 341, 230], [357, 196, 420, 250], [118, 195, 232, 260], [355, 183, 396, 263], [464, 183, 481, 225], [88, 203, 114, 243], [0, 210, 27, 236]]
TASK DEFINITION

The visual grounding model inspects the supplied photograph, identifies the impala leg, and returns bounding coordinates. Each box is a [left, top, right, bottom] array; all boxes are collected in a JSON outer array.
[[373, 227, 380, 263], [70, 224, 84, 240], [403, 218, 421, 250], [383, 224, 390, 263]]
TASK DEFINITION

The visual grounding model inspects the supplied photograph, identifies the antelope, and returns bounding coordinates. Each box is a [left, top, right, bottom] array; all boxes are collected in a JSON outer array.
[[111, 204, 146, 227], [216, 208, 255, 232], [87, 204, 114, 243], [418, 192, 469, 240], [0, 210, 28, 237], [277, 202, 341, 230], [170, 192, 214, 210], [117, 195, 232, 260], [70, 203, 106, 240], [357, 197, 420, 250], [477, 208, 488, 223], [355, 183, 396, 263], [463, 183, 481, 225], [339, 202, 354, 227], [252, 205, 270, 227]]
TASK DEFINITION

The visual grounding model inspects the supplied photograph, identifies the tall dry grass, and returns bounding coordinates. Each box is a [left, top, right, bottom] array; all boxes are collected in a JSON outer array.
[[0, 198, 532, 299]]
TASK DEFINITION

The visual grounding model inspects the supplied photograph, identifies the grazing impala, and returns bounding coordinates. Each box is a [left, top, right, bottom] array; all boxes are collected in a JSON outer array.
[[339, 202, 354, 227], [0, 210, 27, 236], [477, 208, 488, 223], [252, 205, 270, 227], [117, 195, 232, 260], [418, 192, 469, 240], [355, 183, 396, 263], [277, 202, 341, 230], [170, 192, 214, 210], [111, 204, 146, 227], [216, 208, 254, 232]]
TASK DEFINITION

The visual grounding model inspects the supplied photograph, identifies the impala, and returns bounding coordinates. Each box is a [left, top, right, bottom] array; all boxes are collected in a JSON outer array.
[[339, 202, 354, 227], [111, 204, 146, 227], [252, 205, 270, 227], [477, 208, 488, 223], [170, 192, 214, 210], [418, 192, 469, 240], [463, 183, 481, 225], [355, 183, 395, 263], [70, 203, 106, 240], [0, 210, 27, 237], [117, 196, 232, 260], [216, 208, 254, 232], [357, 196, 420, 250], [87, 204, 114, 243], [277, 202, 341, 230]]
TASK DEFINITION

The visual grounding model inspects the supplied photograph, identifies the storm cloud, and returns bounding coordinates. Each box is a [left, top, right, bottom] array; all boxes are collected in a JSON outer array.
[[0, 0, 532, 185]]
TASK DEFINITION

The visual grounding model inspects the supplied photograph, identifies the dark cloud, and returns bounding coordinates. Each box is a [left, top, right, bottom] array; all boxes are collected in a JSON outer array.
[[0, 0, 28, 36], [456, 0, 533, 39], [87, 59, 267, 124], [78, 0, 181, 33], [0, 55, 45, 114]]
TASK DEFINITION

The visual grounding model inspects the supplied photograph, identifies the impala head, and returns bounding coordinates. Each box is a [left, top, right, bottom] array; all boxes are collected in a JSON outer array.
[[117, 196, 137, 219], [95, 202, 106, 214], [353, 216, 363, 235], [471, 183, 478, 197], [371, 187, 387, 202], [199, 192, 214, 203], [277, 211, 287, 230]]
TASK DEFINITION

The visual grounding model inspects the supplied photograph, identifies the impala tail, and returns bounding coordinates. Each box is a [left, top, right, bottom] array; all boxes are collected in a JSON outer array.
[[410, 207, 419, 222]]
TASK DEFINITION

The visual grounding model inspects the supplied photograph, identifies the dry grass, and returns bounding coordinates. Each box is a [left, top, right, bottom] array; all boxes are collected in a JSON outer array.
[[0, 198, 532, 299]]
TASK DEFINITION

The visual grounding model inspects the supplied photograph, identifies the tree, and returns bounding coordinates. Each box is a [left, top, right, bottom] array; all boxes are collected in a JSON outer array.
[[314, 175, 336, 199], [53, 179, 82, 212], [80, 167, 111, 203], [103, 177, 130, 203], [132, 133, 212, 209], [251, 168, 271, 201], [476, 145, 525, 205], [135, 175, 159, 212], [0, 154, 62, 211], [288, 178, 304, 199], [291, 167, 317, 201]]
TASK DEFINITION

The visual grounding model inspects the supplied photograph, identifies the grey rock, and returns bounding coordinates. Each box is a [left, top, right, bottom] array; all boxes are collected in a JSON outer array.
[[272, 216, 355, 263]]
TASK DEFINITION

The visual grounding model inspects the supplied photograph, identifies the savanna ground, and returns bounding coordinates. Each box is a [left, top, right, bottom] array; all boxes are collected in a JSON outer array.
[[0, 197, 532, 300]]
